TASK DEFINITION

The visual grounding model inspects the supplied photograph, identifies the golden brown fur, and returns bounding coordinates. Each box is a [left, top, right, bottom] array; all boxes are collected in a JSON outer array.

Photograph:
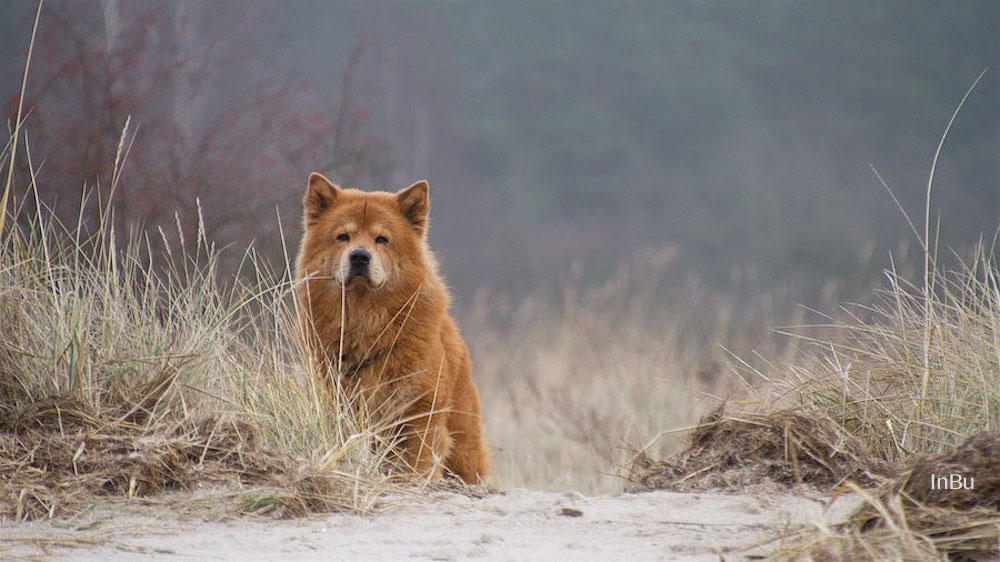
[[295, 173, 488, 483]]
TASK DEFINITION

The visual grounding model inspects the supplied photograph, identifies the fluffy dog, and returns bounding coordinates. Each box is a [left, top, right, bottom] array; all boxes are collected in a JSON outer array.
[[295, 173, 488, 483]]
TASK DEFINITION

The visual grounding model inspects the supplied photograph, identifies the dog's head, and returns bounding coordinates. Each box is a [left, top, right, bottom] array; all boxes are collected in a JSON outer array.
[[297, 172, 431, 292]]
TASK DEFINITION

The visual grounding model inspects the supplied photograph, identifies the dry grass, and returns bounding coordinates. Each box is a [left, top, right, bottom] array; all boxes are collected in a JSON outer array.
[[767, 243, 1000, 465], [770, 431, 1000, 561], [626, 407, 894, 493], [630, 75, 999, 557], [464, 251, 805, 493], [630, 240, 999, 490], [628, 240, 1000, 558], [0, 127, 414, 520]]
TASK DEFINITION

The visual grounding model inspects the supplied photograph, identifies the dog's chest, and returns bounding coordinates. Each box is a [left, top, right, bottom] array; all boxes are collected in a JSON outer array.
[[338, 359, 427, 425]]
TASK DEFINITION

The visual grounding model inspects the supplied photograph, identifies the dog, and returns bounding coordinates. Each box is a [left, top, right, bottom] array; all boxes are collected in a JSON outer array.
[[295, 172, 488, 484]]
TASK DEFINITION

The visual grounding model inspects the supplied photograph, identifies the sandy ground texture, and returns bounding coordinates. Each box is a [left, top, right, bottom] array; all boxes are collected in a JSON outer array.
[[1, 488, 858, 561]]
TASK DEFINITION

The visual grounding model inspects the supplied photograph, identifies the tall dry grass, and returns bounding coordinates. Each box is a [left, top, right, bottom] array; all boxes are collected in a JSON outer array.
[[695, 71, 999, 560], [767, 243, 1000, 461], [753, 69, 998, 465], [0, 121, 403, 519]]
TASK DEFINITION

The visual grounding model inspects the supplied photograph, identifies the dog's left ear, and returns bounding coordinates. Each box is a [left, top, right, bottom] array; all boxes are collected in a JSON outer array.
[[396, 180, 430, 235]]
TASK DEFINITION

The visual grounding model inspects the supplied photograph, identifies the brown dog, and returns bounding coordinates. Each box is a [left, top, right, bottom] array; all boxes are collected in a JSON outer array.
[[295, 173, 488, 484]]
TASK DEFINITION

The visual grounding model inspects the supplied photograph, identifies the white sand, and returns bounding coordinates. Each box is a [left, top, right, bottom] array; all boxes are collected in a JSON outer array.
[[1, 489, 857, 561]]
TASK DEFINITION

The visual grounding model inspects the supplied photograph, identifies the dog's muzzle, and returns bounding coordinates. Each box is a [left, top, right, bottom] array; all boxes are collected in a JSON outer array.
[[347, 248, 371, 281]]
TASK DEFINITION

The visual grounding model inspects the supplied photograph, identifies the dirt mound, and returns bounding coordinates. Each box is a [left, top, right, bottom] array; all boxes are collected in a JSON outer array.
[[626, 406, 894, 492], [901, 431, 1000, 511], [0, 417, 368, 521], [773, 431, 1000, 561], [846, 431, 1000, 560]]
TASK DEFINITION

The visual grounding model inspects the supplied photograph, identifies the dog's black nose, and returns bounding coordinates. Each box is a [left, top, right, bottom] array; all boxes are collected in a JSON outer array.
[[349, 248, 371, 266]]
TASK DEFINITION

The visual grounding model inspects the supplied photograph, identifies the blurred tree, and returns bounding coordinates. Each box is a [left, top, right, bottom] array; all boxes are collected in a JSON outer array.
[[4, 0, 997, 300], [4, 0, 389, 270]]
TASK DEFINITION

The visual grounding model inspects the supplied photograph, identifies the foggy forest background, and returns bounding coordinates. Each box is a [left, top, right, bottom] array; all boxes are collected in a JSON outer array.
[[2, 0, 998, 311]]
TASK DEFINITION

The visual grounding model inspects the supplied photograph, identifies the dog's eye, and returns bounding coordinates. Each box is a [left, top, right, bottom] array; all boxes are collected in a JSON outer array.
[[336, 233, 350, 242], [375, 235, 389, 245]]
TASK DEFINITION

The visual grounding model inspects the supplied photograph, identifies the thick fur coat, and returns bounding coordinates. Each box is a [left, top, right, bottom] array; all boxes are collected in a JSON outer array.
[[295, 173, 488, 483]]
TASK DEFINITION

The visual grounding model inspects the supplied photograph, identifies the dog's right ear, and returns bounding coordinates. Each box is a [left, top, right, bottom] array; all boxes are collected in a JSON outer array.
[[303, 172, 341, 225]]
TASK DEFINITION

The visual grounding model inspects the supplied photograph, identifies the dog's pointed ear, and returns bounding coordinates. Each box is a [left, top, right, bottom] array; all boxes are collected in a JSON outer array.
[[303, 172, 340, 225], [396, 180, 430, 235]]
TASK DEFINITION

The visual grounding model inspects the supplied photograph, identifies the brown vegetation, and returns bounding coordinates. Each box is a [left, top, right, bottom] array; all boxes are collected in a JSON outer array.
[[628, 225, 999, 560], [771, 431, 1000, 561], [0, 417, 380, 521], [0, 151, 398, 520], [626, 407, 894, 493]]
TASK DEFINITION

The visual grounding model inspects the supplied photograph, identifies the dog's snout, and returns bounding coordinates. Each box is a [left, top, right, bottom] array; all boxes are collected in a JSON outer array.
[[343, 246, 377, 286], [349, 248, 371, 266]]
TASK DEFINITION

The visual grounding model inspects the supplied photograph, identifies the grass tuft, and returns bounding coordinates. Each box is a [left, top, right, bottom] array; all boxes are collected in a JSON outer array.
[[626, 406, 895, 493], [0, 137, 402, 520]]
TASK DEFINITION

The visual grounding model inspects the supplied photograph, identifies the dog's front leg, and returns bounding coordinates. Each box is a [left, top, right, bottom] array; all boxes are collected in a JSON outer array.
[[402, 402, 453, 480]]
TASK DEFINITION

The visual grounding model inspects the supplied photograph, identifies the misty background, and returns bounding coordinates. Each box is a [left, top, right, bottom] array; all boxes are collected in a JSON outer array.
[[2, 0, 998, 308]]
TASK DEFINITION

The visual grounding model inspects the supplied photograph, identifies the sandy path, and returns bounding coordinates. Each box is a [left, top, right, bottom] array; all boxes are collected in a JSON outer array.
[[1, 489, 855, 561]]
